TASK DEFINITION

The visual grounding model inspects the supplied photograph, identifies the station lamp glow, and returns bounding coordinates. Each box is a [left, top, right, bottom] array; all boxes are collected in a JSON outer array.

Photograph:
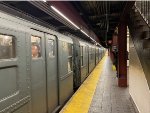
[[51, 6, 80, 30]]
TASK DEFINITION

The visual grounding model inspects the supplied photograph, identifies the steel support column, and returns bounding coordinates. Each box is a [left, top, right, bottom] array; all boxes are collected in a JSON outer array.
[[117, 21, 127, 87], [116, 1, 135, 87]]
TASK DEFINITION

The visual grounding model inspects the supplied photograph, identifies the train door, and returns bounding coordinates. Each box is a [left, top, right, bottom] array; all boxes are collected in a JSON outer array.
[[45, 34, 59, 113], [30, 30, 47, 113]]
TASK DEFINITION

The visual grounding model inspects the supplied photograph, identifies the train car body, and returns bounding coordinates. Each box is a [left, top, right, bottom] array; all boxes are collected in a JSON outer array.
[[0, 11, 105, 113]]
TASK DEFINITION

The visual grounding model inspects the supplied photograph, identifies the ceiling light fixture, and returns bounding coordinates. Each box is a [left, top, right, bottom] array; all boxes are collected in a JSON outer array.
[[81, 30, 96, 43], [89, 36, 96, 43], [81, 30, 89, 37], [51, 6, 80, 30]]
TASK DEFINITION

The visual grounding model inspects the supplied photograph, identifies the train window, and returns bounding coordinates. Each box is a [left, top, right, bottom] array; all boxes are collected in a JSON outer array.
[[48, 39, 55, 57], [0, 34, 16, 59], [80, 46, 83, 66], [31, 36, 41, 58], [68, 43, 72, 72], [68, 57, 72, 72], [80, 46, 83, 56], [68, 43, 72, 56]]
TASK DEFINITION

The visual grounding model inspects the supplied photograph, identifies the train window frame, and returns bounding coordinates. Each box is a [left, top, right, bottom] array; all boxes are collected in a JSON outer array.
[[68, 43, 73, 73], [48, 39, 55, 58], [0, 34, 16, 60], [31, 35, 42, 59], [68, 43, 73, 57]]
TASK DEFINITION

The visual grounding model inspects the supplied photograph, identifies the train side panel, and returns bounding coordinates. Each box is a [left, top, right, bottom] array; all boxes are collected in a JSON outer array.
[[0, 23, 31, 113]]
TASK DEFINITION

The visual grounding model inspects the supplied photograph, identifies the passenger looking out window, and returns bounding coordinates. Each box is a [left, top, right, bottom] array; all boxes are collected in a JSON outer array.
[[32, 44, 40, 58], [31, 36, 41, 58]]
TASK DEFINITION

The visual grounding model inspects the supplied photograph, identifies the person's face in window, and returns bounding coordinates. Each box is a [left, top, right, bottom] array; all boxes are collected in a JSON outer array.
[[32, 45, 39, 58]]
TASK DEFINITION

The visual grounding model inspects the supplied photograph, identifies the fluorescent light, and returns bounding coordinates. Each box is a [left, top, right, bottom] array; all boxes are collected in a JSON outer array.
[[97, 43, 101, 46], [81, 30, 97, 43], [95, 42, 102, 46], [81, 30, 89, 37], [42, 0, 46, 2], [51, 6, 80, 30], [89, 36, 96, 43]]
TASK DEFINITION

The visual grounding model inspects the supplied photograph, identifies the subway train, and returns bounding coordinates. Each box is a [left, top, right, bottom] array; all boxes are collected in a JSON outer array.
[[0, 11, 105, 113]]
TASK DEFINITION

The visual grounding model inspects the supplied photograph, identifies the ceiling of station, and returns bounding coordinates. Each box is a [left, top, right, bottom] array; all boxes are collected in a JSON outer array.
[[71, 1, 126, 47], [0, 1, 127, 47]]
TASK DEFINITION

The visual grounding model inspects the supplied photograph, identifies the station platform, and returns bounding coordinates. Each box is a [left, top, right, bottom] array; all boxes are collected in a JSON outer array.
[[60, 53, 138, 113]]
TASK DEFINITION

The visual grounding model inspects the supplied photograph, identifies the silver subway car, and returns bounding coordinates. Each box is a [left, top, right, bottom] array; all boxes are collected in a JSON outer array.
[[0, 11, 105, 113]]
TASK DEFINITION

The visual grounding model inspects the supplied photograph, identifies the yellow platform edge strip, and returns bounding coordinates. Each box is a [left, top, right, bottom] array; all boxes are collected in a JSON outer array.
[[60, 54, 107, 113]]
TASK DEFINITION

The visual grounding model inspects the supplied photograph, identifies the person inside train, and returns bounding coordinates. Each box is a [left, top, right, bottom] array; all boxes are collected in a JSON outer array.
[[31, 44, 40, 58]]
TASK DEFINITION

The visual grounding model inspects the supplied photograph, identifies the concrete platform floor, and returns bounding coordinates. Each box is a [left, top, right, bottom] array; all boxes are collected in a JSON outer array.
[[88, 56, 137, 113]]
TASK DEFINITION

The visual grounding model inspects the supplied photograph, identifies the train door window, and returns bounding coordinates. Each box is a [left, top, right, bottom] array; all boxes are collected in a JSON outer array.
[[68, 43, 73, 72], [48, 39, 55, 57], [68, 43, 72, 56], [80, 46, 83, 66], [31, 36, 41, 58], [0, 34, 16, 59], [68, 57, 72, 72]]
